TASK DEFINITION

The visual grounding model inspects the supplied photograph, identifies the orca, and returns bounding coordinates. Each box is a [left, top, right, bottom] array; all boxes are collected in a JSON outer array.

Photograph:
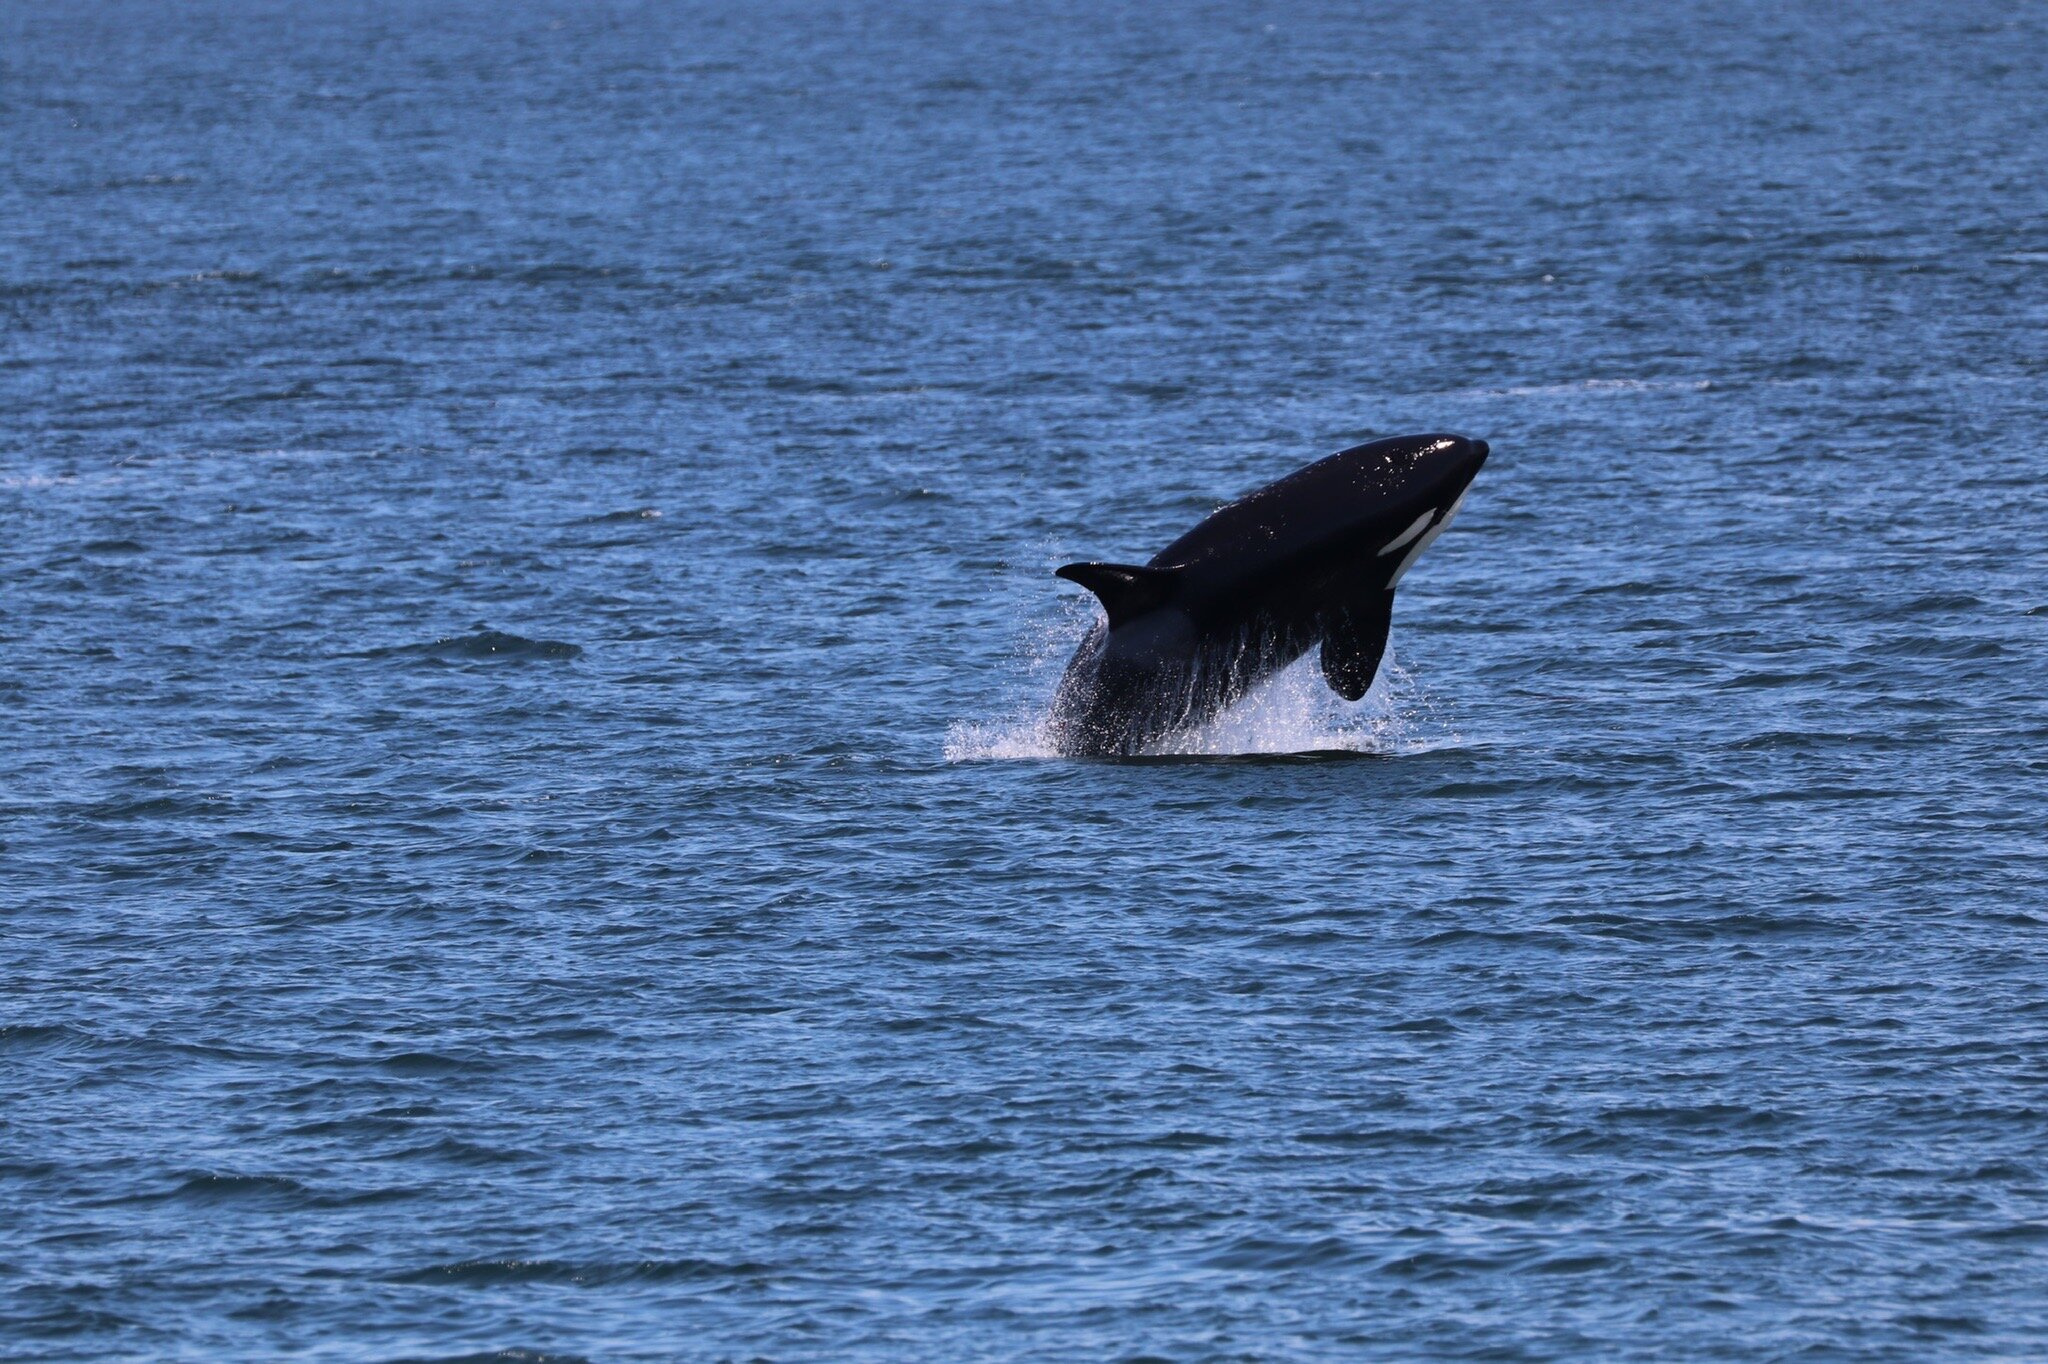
[[1048, 433, 1489, 756]]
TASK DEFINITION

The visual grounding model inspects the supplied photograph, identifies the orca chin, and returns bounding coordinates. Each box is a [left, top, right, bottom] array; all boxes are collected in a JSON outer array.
[[1047, 432, 1489, 757]]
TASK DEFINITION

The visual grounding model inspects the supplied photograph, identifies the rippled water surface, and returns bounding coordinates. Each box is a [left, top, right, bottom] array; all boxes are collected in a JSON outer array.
[[6, 0, 2048, 1358]]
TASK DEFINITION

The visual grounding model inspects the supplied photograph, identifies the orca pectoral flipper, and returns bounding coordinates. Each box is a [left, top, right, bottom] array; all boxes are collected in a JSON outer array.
[[1319, 593, 1394, 701], [1055, 562, 1180, 628]]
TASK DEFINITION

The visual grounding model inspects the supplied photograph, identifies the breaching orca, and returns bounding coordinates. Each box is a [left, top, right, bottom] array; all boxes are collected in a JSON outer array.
[[1048, 433, 1489, 756]]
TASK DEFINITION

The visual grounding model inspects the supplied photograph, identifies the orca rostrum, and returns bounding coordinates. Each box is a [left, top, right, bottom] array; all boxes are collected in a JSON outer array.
[[1048, 433, 1489, 756]]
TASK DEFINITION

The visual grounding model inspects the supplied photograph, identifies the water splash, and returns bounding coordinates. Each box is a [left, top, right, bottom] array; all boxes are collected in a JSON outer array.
[[1145, 649, 1449, 758], [945, 612, 1459, 761]]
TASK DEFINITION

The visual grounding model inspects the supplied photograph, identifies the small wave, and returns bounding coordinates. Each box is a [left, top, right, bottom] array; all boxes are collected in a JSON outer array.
[[0, 1023, 91, 1054], [365, 628, 582, 663], [391, 1256, 771, 1287], [155, 1173, 312, 1207], [1206, 1233, 1361, 1271], [100, 172, 195, 189], [572, 507, 661, 525], [377, 1049, 495, 1075], [1449, 376, 1714, 399]]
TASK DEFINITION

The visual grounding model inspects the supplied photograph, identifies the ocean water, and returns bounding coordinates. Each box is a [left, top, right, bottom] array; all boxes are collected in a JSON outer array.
[[5, 0, 2048, 1357]]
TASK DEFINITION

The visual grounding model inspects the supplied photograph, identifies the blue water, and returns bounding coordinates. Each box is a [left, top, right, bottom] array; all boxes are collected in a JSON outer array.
[[5, 0, 2048, 1357]]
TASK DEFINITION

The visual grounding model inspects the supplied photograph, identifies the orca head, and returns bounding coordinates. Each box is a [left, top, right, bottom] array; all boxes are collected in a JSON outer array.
[[1366, 435, 1489, 587]]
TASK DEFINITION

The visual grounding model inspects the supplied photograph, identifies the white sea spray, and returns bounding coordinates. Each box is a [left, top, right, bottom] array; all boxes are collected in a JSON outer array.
[[945, 611, 1457, 761]]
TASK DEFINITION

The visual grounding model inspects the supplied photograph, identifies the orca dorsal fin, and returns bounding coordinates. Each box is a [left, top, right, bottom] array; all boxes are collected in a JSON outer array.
[[1055, 561, 1180, 628], [1319, 593, 1395, 702]]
